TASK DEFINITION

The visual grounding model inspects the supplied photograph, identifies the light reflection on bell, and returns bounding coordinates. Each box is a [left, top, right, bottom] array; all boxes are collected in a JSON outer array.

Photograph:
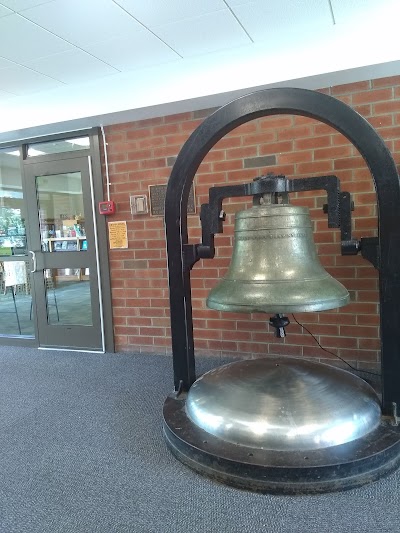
[[207, 194, 349, 314]]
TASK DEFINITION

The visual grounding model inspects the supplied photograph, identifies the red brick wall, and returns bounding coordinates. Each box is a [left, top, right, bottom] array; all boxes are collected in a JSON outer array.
[[103, 75, 400, 371]]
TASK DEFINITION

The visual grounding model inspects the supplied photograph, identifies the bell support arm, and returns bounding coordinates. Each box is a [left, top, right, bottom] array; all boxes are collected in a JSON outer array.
[[165, 87, 400, 414]]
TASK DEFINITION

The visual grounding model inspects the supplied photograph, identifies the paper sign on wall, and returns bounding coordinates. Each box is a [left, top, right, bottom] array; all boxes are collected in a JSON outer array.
[[108, 221, 128, 249]]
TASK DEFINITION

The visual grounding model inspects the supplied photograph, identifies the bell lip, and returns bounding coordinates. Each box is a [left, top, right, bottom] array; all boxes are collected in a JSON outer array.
[[206, 285, 350, 313], [206, 296, 350, 313]]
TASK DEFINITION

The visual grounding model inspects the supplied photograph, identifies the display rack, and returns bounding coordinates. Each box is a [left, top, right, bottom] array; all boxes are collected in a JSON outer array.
[[43, 236, 89, 284]]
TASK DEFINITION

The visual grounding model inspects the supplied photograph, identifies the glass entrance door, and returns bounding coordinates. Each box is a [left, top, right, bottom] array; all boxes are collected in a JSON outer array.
[[0, 148, 34, 338], [24, 156, 103, 351]]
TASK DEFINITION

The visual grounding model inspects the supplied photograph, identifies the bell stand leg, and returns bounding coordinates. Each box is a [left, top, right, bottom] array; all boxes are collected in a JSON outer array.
[[164, 87, 400, 493]]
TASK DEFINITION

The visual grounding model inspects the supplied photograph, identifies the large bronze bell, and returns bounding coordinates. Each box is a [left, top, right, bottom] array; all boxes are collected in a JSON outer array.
[[207, 194, 349, 313]]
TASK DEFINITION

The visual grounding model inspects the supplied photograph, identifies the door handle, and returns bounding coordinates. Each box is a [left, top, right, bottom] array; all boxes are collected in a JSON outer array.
[[29, 250, 37, 273]]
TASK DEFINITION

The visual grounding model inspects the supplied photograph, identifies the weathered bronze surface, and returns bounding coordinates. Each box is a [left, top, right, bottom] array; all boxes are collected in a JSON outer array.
[[207, 202, 349, 313]]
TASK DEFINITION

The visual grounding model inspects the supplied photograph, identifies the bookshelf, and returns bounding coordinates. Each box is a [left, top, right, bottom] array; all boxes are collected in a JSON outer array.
[[44, 236, 88, 283]]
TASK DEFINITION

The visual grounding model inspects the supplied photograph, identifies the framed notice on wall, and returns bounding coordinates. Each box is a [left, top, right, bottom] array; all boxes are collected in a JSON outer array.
[[108, 221, 128, 249], [149, 184, 196, 216]]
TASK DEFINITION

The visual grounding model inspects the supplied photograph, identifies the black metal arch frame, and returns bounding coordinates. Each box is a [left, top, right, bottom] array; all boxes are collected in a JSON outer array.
[[165, 87, 400, 416]]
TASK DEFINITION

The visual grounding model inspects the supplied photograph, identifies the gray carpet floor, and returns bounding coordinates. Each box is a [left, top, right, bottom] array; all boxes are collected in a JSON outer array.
[[0, 347, 399, 533]]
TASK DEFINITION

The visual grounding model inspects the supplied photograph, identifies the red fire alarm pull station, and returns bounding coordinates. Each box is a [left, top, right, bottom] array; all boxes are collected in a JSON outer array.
[[98, 200, 116, 215]]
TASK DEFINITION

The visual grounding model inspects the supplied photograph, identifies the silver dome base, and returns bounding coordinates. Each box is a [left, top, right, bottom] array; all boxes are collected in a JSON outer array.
[[163, 357, 400, 494], [185, 357, 381, 451]]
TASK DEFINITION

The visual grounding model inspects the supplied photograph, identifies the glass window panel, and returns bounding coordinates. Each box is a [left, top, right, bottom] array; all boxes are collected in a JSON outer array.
[[45, 269, 92, 326], [0, 259, 34, 336], [0, 148, 27, 256], [27, 136, 90, 157], [36, 172, 86, 252]]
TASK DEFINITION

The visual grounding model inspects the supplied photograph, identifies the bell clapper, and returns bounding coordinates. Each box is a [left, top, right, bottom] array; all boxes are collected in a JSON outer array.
[[269, 313, 290, 337]]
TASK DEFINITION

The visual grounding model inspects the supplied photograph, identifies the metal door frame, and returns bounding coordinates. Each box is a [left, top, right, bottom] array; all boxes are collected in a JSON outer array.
[[24, 156, 103, 350], [0, 128, 114, 352]]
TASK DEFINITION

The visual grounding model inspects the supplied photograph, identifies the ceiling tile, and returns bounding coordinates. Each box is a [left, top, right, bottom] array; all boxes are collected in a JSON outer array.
[[330, 0, 397, 25], [0, 3, 13, 16], [84, 29, 179, 71], [0, 64, 64, 95], [21, 0, 145, 46], [225, 0, 253, 5], [0, 56, 16, 69], [23, 49, 119, 83], [232, 0, 332, 40], [0, 14, 71, 63], [153, 10, 252, 56], [0, 0, 55, 11], [115, 0, 226, 27], [0, 88, 16, 100]]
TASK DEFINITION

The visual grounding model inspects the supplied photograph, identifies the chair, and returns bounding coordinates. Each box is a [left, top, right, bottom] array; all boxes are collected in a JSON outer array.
[[29, 271, 59, 322], [2, 261, 28, 334]]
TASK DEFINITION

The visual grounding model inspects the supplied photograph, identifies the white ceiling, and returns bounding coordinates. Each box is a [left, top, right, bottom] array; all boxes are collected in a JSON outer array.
[[0, 0, 399, 141]]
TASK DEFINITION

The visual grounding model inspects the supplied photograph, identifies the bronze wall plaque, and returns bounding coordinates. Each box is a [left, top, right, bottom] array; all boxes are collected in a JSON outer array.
[[149, 184, 196, 216]]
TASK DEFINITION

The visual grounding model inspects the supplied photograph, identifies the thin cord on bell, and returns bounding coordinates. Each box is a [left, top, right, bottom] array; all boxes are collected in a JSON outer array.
[[291, 314, 381, 377]]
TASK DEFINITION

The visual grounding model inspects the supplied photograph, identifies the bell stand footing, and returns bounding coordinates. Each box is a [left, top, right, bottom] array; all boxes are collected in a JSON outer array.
[[163, 395, 400, 495]]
